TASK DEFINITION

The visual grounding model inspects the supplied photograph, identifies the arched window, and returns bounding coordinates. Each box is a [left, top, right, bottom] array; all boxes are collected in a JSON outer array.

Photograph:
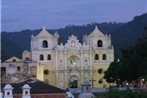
[[95, 54, 99, 60], [98, 79, 103, 84], [42, 40, 48, 48], [25, 57, 30, 61], [102, 54, 106, 60], [47, 54, 51, 60], [98, 69, 103, 74], [12, 59, 16, 62], [7, 92, 10, 95], [97, 40, 103, 47], [25, 91, 28, 94], [40, 54, 44, 60], [44, 69, 49, 75]]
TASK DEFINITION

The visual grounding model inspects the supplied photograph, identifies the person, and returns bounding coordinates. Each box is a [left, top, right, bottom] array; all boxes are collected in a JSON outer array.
[[0, 92, 3, 98], [66, 88, 75, 98]]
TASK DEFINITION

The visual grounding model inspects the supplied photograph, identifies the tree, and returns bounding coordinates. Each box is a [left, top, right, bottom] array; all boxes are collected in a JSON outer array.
[[104, 60, 121, 83], [104, 26, 147, 84]]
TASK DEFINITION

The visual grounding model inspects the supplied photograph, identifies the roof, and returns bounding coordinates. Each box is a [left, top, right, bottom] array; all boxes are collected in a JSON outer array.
[[5, 56, 22, 62], [35, 26, 53, 38], [3, 84, 13, 89], [1, 78, 65, 94], [89, 26, 105, 37], [82, 81, 91, 86]]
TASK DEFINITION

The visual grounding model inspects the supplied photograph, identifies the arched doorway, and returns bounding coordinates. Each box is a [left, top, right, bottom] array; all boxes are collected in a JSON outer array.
[[69, 75, 79, 88]]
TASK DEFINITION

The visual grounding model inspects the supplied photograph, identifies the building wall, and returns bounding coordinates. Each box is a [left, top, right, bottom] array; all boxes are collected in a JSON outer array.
[[1, 62, 23, 76], [1, 26, 114, 89], [12, 94, 65, 98], [31, 26, 114, 89], [22, 50, 31, 61]]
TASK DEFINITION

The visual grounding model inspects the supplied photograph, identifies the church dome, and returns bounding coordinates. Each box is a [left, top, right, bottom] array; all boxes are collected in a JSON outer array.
[[22, 84, 31, 89], [3, 84, 13, 89], [78, 93, 95, 98], [78, 81, 95, 98]]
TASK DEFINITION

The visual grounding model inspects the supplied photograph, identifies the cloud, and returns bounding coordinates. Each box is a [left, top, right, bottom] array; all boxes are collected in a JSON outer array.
[[1, 0, 146, 31]]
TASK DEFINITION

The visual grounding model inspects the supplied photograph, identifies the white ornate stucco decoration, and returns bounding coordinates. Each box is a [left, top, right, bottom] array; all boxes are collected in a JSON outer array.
[[35, 26, 53, 38], [65, 35, 82, 49], [54, 31, 59, 38], [82, 43, 89, 50], [57, 43, 64, 50], [89, 26, 104, 37]]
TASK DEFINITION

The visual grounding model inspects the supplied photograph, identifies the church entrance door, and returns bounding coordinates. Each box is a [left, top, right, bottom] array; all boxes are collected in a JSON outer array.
[[69, 75, 79, 88]]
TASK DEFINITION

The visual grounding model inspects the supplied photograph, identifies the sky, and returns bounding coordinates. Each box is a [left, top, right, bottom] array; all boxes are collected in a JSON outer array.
[[1, 0, 147, 32]]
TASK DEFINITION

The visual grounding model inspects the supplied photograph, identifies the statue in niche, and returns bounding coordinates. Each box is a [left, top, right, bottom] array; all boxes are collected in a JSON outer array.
[[71, 40, 75, 47], [70, 57, 76, 65]]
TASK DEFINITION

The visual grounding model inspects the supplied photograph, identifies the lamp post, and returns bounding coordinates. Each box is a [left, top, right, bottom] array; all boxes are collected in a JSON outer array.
[[141, 78, 145, 88], [126, 82, 129, 90]]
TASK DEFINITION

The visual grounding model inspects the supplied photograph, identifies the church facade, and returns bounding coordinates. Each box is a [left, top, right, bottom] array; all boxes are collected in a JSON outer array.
[[1, 26, 114, 89], [31, 26, 114, 89]]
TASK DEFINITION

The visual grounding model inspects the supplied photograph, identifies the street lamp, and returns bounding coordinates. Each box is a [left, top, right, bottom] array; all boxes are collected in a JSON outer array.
[[126, 82, 129, 90], [73, 62, 76, 65], [141, 78, 145, 88]]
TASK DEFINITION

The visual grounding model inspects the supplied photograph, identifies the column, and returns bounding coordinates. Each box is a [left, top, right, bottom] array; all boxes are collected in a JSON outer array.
[[55, 51, 59, 87]]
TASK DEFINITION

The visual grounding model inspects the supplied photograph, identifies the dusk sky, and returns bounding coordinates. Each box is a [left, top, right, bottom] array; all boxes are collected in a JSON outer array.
[[2, 0, 147, 32]]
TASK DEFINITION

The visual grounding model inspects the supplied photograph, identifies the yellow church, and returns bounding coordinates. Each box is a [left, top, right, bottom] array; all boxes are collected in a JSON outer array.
[[1, 26, 114, 89]]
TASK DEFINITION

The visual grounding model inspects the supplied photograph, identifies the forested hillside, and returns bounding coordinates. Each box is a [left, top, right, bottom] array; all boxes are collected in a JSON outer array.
[[1, 13, 147, 60]]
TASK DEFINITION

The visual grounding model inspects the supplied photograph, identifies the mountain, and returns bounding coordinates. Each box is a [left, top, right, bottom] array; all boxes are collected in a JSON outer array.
[[1, 22, 124, 58], [1, 35, 23, 61], [111, 13, 147, 54], [1, 13, 147, 60], [56, 22, 124, 44]]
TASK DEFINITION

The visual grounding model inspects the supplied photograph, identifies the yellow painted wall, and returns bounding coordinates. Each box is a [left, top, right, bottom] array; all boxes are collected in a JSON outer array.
[[37, 64, 44, 81], [44, 69, 56, 86], [36, 62, 56, 86], [92, 64, 109, 88]]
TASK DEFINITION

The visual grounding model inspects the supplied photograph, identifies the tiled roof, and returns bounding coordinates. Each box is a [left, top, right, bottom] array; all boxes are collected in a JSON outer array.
[[1, 78, 65, 94]]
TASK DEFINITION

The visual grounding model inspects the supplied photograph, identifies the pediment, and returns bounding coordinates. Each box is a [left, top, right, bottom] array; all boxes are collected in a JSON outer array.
[[65, 35, 81, 49]]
